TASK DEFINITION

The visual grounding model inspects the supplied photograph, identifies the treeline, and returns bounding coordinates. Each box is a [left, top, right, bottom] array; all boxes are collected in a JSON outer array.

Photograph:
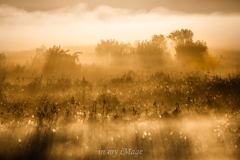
[[95, 29, 218, 70], [0, 28, 223, 81]]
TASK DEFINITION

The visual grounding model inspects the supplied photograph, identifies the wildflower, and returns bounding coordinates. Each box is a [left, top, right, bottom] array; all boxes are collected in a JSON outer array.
[[170, 132, 173, 135], [32, 115, 34, 118], [235, 145, 238, 149], [53, 129, 56, 133], [18, 139, 21, 143]]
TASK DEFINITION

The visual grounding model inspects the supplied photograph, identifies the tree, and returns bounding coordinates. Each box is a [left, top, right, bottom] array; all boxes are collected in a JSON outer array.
[[135, 34, 170, 69], [175, 40, 208, 62], [96, 39, 132, 57], [96, 39, 118, 57], [95, 39, 133, 67], [167, 29, 210, 67], [42, 45, 81, 76], [167, 29, 194, 45]]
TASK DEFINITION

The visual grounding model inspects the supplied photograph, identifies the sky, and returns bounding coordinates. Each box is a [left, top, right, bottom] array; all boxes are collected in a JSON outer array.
[[0, 0, 240, 51]]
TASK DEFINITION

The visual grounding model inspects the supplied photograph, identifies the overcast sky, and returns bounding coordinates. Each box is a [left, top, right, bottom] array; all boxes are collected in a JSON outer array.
[[1, 0, 240, 13], [0, 0, 240, 51]]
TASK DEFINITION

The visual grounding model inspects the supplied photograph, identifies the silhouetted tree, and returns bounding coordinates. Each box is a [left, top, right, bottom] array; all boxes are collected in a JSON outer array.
[[168, 29, 213, 68], [42, 45, 81, 76], [135, 34, 170, 69], [167, 29, 194, 45], [95, 39, 133, 67]]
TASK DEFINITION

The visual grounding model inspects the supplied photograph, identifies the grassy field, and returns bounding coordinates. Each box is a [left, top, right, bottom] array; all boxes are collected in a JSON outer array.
[[0, 70, 240, 160]]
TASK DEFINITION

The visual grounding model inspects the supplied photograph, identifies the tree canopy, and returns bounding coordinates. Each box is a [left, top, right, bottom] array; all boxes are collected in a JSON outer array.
[[95, 39, 133, 67], [167, 29, 194, 45], [168, 29, 208, 61], [41, 45, 81, 76], [95, 39, 132, 58], [167, 29, 218, 69], [135, 34, 170, 68]]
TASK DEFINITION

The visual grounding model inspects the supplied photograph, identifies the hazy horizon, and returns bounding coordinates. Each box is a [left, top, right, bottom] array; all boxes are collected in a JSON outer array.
[[0, 2, 240, 51]]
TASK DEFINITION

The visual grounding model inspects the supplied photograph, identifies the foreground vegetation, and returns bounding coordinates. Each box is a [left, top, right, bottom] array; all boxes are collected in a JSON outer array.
[[0, 70, 240, 160]]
